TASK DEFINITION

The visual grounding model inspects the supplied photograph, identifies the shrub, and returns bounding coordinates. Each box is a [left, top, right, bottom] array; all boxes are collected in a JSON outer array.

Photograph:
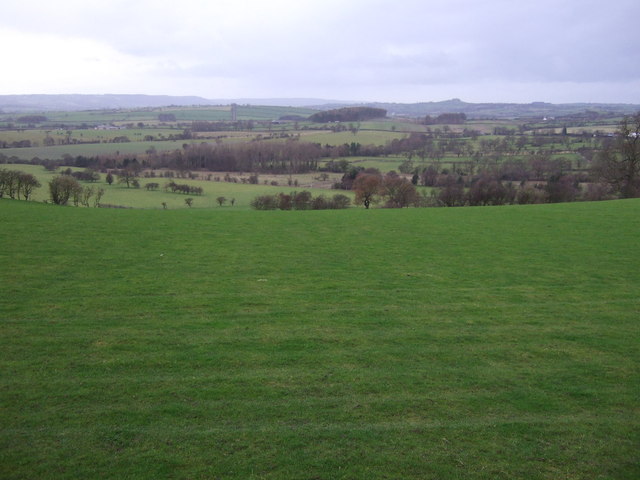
[[330, 194, 351, 209], [49, 175, 82, 205], [250, 191, 352, 211], [583, 183, 612, 202], [515, 186, 547, 204], [250, 195, 279, 210], [311, 195, 329, 210], [292, 191, 312, 210], [277, 193, 292, 210]]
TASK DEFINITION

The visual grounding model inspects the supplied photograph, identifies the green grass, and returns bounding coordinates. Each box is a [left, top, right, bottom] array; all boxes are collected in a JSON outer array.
[[1, 164, 350, 209], [0, 140, 189, 160], [0, 127, 184, 144], [1, 199, 638, 479], [0, 105, 316, 126], [345, 155, 410, 171], [0, 131, 287, 159], [300, 129, 405, 146], [0, 127, 406, 160], [97, 180, 348, 210]]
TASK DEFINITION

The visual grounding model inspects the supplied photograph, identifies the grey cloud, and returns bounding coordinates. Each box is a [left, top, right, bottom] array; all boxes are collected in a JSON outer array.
[[2, 0, 639, 102]]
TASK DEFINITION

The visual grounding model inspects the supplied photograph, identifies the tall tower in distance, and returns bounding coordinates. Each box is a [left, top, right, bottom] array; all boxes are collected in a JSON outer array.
[[230, 103, 238, 122]]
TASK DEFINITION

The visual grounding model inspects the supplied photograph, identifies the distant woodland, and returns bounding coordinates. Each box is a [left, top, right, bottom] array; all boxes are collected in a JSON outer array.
[[308, 107, 387, 123]]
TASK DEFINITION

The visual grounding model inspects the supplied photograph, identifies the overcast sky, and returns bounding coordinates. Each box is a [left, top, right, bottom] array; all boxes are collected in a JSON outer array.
[[2, 0, 639, 104]]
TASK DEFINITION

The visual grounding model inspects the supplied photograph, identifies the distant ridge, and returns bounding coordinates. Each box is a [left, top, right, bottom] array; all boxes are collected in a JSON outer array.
[[0, 94, 343, 112], [0, 94, 638, 119], [0, 94, 216, 112], [324, 98, 640, 119], [209, 98, 351, 107]]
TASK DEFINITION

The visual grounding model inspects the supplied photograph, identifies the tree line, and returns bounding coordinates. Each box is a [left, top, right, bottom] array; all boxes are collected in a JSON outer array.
[[339, 114, 640, 207], [251, 191, 351, 210], [308, 107, 387, 123], [423, 113, 467, 125], [0, 168, 41, 200], [48, 175, 105, 207]]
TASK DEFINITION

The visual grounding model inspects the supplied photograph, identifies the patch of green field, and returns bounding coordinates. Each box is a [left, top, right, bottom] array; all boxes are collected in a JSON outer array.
[[1, 164, 349, 209], [345, 156, 409, 171], [0, 128, 269, 160], [465, 120, 521, 134], [235, 105, 317, 121], [0, 105, 317, 127], [99, 180, 348, 210], [1, 199, 638, 479], [1, 141, 189, 160], [300, 129, 406, 146], [1, 126, 410, 160], [5, 109, 174, 126], [344, 156, 475, 173], [341, 120, 426, 133], [0, 127, 185, 145]]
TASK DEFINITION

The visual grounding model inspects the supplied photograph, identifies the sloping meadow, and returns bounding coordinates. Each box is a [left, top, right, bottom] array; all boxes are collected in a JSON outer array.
[[1, 199, 638, 479]]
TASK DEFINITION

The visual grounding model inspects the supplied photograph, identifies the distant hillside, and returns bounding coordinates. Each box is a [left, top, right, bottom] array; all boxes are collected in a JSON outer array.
[[350, 99, 640, 119], [209, 98, 350, 108], [0, 95, 350, 113], [0, 94, 216, 112], [1, 94, 638, 119]]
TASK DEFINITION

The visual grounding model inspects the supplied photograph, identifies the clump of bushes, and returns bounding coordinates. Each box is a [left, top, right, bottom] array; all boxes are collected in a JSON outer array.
[[250, 191, 351, 210], [0, 168, 41, 200], [164, 181, 203, 195]]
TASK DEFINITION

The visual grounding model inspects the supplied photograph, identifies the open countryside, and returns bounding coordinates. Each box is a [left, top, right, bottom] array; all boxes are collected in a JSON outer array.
[[2, 102, 639, 209], [1, 98, 639, 479]]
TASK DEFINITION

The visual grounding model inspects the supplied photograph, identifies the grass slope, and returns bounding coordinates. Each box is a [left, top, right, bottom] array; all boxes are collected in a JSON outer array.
[[1, 200, 638, 479]]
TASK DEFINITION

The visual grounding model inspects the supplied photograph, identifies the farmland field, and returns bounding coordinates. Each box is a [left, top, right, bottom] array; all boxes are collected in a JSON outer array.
[[299, 129, 406, 146], [0, 105, 316, 127], [0, 164, 347, 209], [0, 104, 622, 168], [1, 199, 638, 479]]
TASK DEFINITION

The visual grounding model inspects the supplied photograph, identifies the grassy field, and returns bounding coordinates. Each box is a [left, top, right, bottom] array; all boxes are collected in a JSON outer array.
[[0, 105, 316, 127], [0, 134, 267, 161], [0, 140, 191, 160], [299, 129, 406, 146], [1, 164, 347, 209], [1, 110, 616, 163], [0, 127, 406, 161], [1, 199, 638, 479]]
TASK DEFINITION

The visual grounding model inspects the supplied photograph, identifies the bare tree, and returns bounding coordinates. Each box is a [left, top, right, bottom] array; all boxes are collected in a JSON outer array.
[[381, 172, 417, 208], [93, 188, 105, 207], [117, 169, 137, 188], [19, 174, 41, 201], [49, 176, 82, 205], [353, 172, 383, 209], [80, 186, 94, 207], [0, 170, 40, 200], [593, 113, 640, 198]]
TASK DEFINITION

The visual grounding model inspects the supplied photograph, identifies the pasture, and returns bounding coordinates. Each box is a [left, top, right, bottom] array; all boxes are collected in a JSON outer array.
[[0, 104, 619, 170], [1, 199, 638, 479], [0, 105, 316, 127], [299, 129, 406, 146], [1, 164, 347, 209]]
